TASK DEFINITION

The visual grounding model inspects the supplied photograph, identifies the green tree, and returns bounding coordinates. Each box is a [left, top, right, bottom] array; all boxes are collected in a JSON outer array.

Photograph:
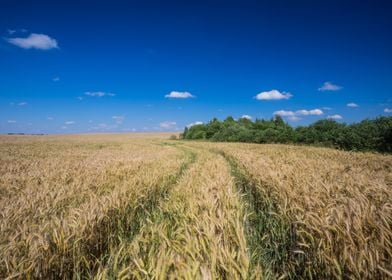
[[181, 116, 392, 153]]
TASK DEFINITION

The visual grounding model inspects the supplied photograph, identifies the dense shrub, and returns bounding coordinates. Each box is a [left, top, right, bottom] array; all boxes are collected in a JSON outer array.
[[181, 116, 392, 153]]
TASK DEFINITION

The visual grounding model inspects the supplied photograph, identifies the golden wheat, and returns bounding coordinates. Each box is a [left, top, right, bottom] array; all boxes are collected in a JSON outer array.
[[0, 134, 186, 278], [202, 142, 392, 279], [0, 135, 391, 279], [95, 146, 253, 279]]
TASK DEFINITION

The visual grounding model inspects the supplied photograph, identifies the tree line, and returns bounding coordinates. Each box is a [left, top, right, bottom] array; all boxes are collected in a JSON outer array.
[[181, 116, 392, 153]]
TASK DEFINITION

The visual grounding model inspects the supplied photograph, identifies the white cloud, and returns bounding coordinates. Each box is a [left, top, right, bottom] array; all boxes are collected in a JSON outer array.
[[255, 89, 292, 100], [160, 121, 177, 129], [384, 108, 392, 113], [327, 114, 343, 120], [47, 117, 54, 120], [347, 102, 359, 108], [7, 29, 27, 34], [18, 102, 27, 106], [318, 81, 342, 91], [65, 121, 75, 125], [112, 115, 125, 124], [187, 121, 203, 128], [165, 91, 195, 99], [288, 116, 301, 121], [88, 123, 119, 131], [273, 111, 303, 121], [7, 120, 16, 123], [85, 91, 115, 97], [296, 109, 323, 116], [274, 108, 324, 120], [77, 97, 83, 100], [53, 77, 60, 82], [6, 33, 58, 50], [274, 110, 295, 117], [99, 123, 109, 128], [241, 115, 252, 120], [322, 107, 333, 110]]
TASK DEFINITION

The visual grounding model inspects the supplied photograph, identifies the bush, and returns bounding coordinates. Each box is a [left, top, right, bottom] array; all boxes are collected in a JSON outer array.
[[182, 116, 392, 153]]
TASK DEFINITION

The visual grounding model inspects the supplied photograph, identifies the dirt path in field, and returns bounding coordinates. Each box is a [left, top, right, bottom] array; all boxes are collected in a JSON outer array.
[[95, 143, 257, 279], [187, 143, 273, 278], [214, 148, 276, 278]]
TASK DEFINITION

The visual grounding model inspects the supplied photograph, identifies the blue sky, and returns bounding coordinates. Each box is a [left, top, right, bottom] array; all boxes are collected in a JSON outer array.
[[1, 0, 391, 134]]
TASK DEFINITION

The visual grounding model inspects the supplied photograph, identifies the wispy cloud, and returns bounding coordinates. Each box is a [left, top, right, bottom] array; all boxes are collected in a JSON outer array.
[[10, 102, 28, 106], [288, 116, 301, 121], [99, 123, 116, 130], [384, 108, 392, 113], [85, 91, 115, 97], [187, 121, 203, 128], [6, 33, 58, 50], [53, 77, 60, 82], [255, 89, 292, 100], [241, 114, 252, 120], [112, 115, 125, 124], [160, 121, 177, 129], [87, 123, 120, 132], [328, 114, 343, 120], [165, 91, 195, 99], [296, 109, 323, 116], [347, 102, 359, 108], [7, 120, 17, 123], [318, 81, 342, 91], [274, 110, 295, 117], [274, 108, 324, 121], [47, 117, 54, 121], [65, 121, 75, 125], [7, 28, 27, 35]]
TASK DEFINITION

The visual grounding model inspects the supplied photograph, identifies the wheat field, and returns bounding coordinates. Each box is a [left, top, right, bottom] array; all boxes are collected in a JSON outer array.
[[0, 134, 391, 279]]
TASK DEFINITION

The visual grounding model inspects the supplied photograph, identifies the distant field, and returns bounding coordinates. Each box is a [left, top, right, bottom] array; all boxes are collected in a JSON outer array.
[[0, 134, 391, 279]]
